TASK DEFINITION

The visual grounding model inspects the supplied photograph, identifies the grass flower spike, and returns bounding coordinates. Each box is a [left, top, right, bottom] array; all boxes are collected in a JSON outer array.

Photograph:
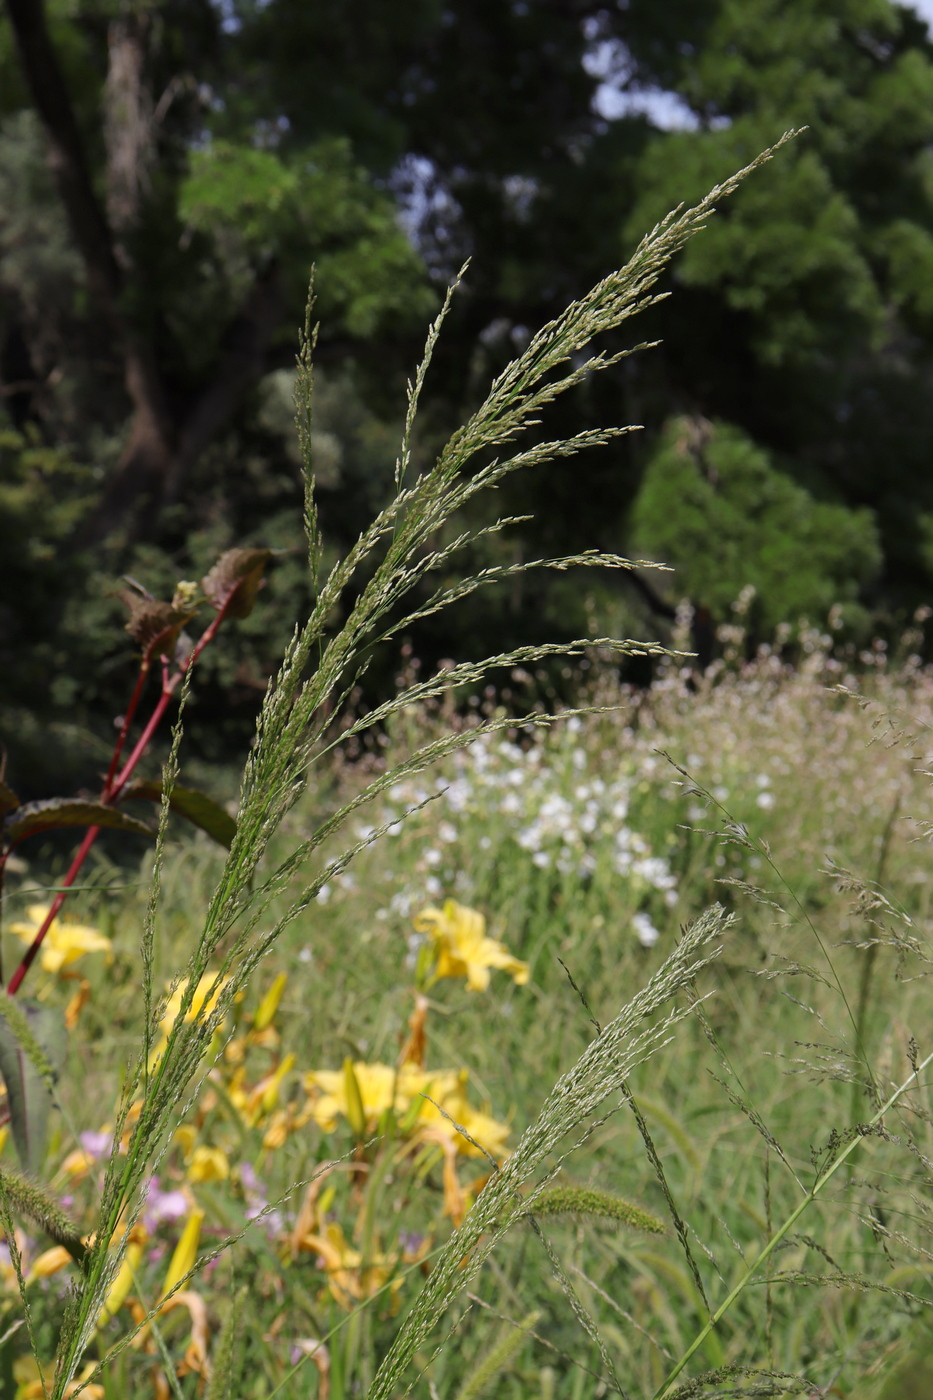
[[414, 900, 529, 991], [9, 906, 112, 974], [6, 136, 857, 1399]]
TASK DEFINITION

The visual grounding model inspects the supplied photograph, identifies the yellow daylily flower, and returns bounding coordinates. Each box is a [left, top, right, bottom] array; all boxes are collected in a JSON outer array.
[[262, 1108, 290, 1150], [303, 1056, 508, 1158], [159, 973, 233, 1039], [303, 1059, 448, 1133], [398, 1065, 461, 1116], [186, 1144, 230, 1183], [297, 1221, 396, 1308], [9, 905, 112, 975], [413, 900, 529, 992], [416, 1068, 511, 1160], [149, 972, 237, 1067], [305, 1061, 403, 1132], [174, 1123, 198, 1160]]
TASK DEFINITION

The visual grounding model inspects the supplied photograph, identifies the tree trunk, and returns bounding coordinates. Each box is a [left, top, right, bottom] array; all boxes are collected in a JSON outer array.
[[5, 0, 287, 546]]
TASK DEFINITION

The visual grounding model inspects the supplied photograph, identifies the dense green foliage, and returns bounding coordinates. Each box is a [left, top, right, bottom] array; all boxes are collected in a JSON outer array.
[[3, 0, 933, 787], [631, 417, 883, 633]]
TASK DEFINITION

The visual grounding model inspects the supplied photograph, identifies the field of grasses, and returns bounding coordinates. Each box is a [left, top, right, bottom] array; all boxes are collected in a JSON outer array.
[[5, 636, 933, 1400]]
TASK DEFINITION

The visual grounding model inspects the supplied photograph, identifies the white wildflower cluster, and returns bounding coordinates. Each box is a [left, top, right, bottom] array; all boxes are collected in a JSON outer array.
[[354, 721, 679, 939]]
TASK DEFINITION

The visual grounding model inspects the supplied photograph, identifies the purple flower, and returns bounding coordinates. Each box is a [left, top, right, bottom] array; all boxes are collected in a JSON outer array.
[[79, 1130, 112, 1161], [238, 1161, 263, 1197], [141, 1177, 189, 1233]]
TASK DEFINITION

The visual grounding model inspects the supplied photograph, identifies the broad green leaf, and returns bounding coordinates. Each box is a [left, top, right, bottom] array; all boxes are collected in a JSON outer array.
[[3, 798, 154, 846], [119, 780, 237, 849], [201, 548, 272, 619], [0, 780, 19, 817], [0, 999, 66, 1174]]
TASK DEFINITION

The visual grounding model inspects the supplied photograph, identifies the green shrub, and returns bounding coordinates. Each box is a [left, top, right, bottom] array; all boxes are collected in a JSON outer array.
[[631, 415, 882, 632]]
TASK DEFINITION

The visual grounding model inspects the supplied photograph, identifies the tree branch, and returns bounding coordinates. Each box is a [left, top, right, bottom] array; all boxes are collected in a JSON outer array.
[[5, 0, 122, 315]]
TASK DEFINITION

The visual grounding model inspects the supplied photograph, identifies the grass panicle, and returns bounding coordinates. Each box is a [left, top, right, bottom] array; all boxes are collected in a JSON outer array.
[[32, 134, 820, 1397]]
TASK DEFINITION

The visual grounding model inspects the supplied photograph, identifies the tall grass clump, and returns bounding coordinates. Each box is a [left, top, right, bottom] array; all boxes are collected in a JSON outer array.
[[5, 128, 933, 1399]]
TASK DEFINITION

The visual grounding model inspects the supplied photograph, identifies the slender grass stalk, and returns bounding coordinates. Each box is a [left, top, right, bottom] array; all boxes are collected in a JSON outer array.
[[848, 791, 901, 1128], [652, 1047, 933, 1399]]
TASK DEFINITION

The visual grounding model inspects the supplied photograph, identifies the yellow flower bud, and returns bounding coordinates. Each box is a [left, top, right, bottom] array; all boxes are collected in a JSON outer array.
[[29, 1246, 73, 1280], [343, 1057, 367, 1140], [253, 972, 287, 1031], [98, 1240, 144, 1326], [160, 1209, 204, 1299], [260, 1052, 295, 1115]]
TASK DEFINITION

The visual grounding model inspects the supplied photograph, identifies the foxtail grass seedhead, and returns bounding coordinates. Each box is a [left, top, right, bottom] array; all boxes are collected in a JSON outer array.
[[453, 1311, 541, 1400], [0, 1168, 86, 1265], [530, 1186, 666, 1234]]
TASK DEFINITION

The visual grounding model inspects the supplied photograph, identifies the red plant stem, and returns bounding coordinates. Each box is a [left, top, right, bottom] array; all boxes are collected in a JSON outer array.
[[107, 687, 176, 804], [103, 660, 151, 792], [106, 608, 227, 804], [6, 826, 99, 995], [6, 597, 234, 995]]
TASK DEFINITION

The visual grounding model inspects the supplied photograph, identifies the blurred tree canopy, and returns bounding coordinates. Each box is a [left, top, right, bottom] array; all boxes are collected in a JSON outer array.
[[631, 417, 883, 634], [2, 0, 933, 788]]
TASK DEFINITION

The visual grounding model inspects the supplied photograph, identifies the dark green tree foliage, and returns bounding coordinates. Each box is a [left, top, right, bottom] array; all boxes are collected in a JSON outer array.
[[617, 0, 933, 610], [2, 0, 933, 788], [631, 417, 882, 631]]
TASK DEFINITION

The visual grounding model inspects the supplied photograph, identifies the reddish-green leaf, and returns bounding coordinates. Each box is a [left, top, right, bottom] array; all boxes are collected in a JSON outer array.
[[119, 780, 237, 849], [201, 548, 272, 618], [3, 797, 154, 847], [119, 590, 196, 662]]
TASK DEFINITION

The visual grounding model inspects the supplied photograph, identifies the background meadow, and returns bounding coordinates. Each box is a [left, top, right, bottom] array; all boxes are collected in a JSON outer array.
[[5, 634, 933, 1399]]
